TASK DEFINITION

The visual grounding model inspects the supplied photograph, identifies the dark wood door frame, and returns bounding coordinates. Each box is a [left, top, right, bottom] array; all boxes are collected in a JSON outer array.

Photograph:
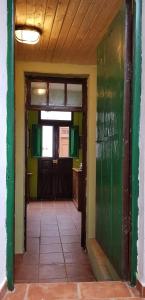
[[24, 75, 88, 249], [122, 0, 133, 280], [81, 82, 87, 248]]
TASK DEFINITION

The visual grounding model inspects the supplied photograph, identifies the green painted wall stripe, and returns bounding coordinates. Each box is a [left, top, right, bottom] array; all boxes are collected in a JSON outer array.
[[6, 0, 15, 291], [131, 0, 142, 286]]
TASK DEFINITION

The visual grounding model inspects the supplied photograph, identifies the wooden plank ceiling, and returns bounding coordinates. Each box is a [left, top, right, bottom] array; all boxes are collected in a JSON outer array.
[[15, 0, 122, 65]]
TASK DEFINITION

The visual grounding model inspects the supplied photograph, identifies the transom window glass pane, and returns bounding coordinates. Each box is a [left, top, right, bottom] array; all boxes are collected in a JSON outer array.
[[67, 84, 82, 107], [41, 111, 72, 121], [31, 82, 47, 106], [49, 83, 65, 106], [42, 126, 53, 157], [59, 127, 69, 158]]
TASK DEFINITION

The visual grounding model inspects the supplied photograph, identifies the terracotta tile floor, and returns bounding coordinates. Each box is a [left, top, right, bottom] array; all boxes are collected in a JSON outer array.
[[7, 202, 141, 299], [15, 201, 95, 283], [3, 281, 141, 300]]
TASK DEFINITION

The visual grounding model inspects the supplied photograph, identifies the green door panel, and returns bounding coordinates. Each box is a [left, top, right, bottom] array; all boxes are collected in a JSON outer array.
[[96, 8, 125, 277], [69, 126, 79, 158], [27, 111, 38, 198], [7, 0, 15, 290], [131, 0, 142, 285], [73, 112, 83, 168], [32, 124, 42, 157]]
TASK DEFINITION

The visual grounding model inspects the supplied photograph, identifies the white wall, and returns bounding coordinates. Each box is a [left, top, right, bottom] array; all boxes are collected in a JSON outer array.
[[137, 1, 145, 287], [0, 0, 7, 289]]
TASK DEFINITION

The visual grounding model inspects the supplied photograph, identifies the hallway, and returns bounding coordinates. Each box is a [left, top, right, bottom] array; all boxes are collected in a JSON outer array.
[[15, 201, 95, 283]]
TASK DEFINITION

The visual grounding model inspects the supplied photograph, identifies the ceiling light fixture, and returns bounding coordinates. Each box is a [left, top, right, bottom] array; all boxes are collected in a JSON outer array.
[[15, 25, 42, 45], [32, 88, 47, 96]]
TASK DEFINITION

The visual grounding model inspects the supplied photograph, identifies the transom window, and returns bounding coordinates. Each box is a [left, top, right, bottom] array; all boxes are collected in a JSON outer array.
[[26, 76, 85, 109], [41, 111, 72, 121]]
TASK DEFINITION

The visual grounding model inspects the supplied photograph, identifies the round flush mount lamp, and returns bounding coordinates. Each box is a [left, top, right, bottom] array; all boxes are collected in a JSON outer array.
[[15, 25, 42, 45], [32, 88, 47, 96]]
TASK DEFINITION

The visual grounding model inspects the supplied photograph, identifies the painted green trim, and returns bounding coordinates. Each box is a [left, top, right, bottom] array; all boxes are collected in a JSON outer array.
[[131, 0, 142, 286], [6, 0, 15, 291]]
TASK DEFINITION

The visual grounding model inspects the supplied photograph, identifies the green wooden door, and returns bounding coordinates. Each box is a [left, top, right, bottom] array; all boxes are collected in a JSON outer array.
[[7, 0, 15, 290], [96, 8, 125, 277]]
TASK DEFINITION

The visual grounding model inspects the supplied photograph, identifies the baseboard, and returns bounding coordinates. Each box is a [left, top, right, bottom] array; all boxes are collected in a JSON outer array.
[[0, 280, 7, 300], [136, 279, 145, 297], [87, 238, 120, 281], [15, 253, 23, 264], [29, 197, 38, 202]]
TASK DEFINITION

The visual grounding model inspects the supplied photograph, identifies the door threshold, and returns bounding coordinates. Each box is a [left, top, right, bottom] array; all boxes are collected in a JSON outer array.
[[87, 238, 120, 281]]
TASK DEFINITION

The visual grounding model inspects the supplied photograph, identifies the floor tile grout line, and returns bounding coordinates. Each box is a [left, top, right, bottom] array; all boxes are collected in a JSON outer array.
[[57, 214, 68, 282], [24, 283, 29, 300], [72, 201, 81, 236], [39, 202, 65, 282], [77, 282, 82, 299], [56, 206, 83, 282], [38, 218, 42, 283], [124, 282, 136, 297]]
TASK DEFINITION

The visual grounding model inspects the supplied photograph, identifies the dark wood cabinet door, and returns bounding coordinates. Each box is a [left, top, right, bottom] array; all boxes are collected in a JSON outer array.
[[38, 158, 72, 199], [38, 159, 53, 199], [55, 158, 72, 198]]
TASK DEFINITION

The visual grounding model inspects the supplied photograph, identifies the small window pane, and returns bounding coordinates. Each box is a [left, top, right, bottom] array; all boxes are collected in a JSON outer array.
[[67, 84, 82, 107], [59, 127, 69, 157], [31, 82, 47, 106], [49, 83, 65, 106], [41, 111, 72, 121], [42, 126, 53, 157]]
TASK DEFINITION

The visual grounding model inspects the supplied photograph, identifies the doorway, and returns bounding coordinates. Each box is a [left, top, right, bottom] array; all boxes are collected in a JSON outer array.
[[37, 114, 73, 200], [14, 74, 90, 283], [11, 0, 139, 292], [24, 76, 87, 234]]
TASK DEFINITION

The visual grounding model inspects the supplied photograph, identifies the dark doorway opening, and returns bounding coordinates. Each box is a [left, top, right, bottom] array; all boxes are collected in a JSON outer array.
[[37, 118, 73, 200]]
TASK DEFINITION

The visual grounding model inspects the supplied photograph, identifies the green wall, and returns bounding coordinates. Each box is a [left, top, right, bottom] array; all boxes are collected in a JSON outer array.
[[27, 111, 38, 199], [73, 112, 82, 168], [96, 8, 125, 277]]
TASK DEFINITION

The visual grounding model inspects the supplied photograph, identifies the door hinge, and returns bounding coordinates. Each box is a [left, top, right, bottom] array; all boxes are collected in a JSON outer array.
[[126, 62, 132, 81], [123, 213, 131, 235]]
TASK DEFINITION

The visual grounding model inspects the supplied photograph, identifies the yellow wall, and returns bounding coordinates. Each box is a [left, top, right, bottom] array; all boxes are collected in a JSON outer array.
[[15, 61, 97, 253]]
